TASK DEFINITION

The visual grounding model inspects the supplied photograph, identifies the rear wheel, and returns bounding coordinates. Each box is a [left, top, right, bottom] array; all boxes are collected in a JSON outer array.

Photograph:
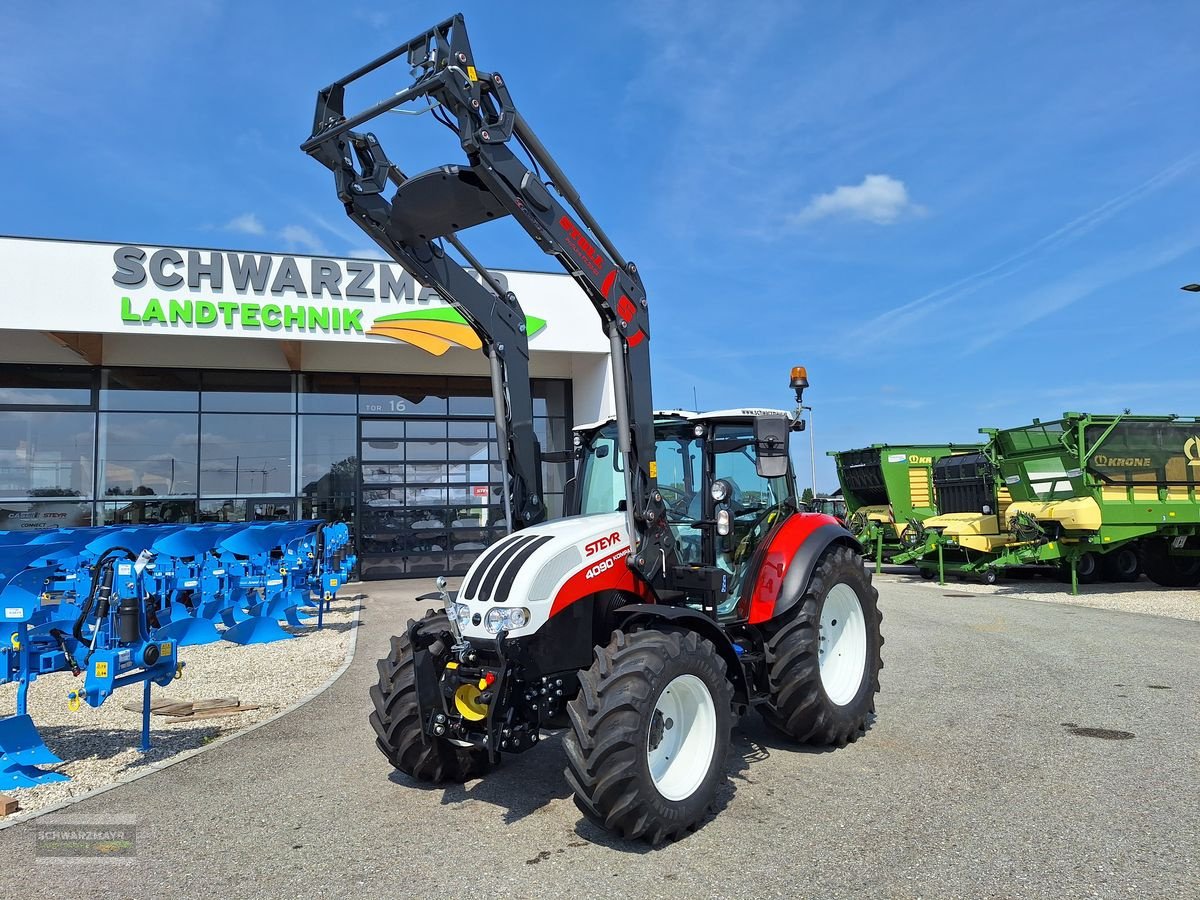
[[759, 545, 883, 747], [1141, 538, 1200, 588], [1100, 546, 1140, 583], [564, 629, 733, 844], [368, 611, 490, 783]]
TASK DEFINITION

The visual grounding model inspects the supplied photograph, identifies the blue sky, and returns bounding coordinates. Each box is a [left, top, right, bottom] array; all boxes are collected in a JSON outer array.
[[3, 1, 1199, 491]]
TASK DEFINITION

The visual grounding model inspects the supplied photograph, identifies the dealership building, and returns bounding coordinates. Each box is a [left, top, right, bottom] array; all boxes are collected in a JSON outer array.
[[0, 235, 614, 579]]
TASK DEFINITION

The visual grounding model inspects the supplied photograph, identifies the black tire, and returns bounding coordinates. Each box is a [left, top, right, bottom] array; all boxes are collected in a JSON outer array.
[[1140, 538, 1200, 588], [1100, 546, 1140, 583], [368, 611, 490, 783], [759, 544, 883, 747], [563, 629, 733, 844], [1076, 552, 1100, 584], [1056, 553, 1100, 585], [982, 569, 998, 586], [919, 567, 937, 580]]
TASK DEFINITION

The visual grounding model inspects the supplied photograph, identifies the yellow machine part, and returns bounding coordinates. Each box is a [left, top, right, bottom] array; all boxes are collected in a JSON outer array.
[[908, 466, 932, 508], [454, 683, 488, 721], [858, 505, 893, 524], [1006, 497, 1103, 533], [856, 504, 913, 539], [1099, 456, 1198, 503], [996, 486, 1012, 520], [923, 513, 1009, 552]]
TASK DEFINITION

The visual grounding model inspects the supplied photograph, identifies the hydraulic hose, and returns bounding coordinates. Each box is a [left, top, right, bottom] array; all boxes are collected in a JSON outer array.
[[48, 628, 81, 677], [71, 546, 139, 645]]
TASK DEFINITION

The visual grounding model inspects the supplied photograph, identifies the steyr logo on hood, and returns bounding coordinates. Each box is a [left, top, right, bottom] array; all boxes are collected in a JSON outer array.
[[585, 532, 622, 556]]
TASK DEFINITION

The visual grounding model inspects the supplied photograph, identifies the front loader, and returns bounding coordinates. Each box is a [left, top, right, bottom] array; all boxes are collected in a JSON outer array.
[[303, 14, 883, 843]]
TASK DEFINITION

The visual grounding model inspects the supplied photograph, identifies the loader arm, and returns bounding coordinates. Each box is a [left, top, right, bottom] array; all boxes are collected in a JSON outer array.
[[301, 14, 674, 583]]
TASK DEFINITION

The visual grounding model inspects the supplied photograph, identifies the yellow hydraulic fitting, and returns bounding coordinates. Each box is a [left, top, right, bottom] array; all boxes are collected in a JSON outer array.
[[67, 691, 82, 712], [9, 633, 19, 651], [175, 662, 185, 680]]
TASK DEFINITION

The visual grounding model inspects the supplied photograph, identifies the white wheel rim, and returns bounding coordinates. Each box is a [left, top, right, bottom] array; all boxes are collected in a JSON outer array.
[[646, 673, 717, 801], [819, 583, 868, 706]]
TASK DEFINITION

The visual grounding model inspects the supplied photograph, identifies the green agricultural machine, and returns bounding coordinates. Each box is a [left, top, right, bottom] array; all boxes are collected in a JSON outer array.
[[897, 413, 1200, 591], [828, 443, 982, 570]]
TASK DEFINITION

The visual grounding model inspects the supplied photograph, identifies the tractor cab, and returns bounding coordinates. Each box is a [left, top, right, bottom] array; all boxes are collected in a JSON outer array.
[[571, 409, 798, 618]]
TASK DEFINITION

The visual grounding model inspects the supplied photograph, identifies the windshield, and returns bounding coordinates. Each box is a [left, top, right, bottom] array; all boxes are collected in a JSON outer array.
[[711, 424, 791, 515], [579, 424, 702, 523], [1007, 456, 1074, 501]]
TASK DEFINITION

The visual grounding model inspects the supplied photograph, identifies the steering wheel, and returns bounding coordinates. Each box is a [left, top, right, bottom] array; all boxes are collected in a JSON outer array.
[[656, 485, 692, 517]]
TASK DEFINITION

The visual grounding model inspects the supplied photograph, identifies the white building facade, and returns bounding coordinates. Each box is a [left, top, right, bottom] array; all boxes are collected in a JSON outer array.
[[0, 235, 614, 579]]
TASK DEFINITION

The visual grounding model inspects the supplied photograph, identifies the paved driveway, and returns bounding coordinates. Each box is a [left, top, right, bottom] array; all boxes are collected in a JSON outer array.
[[2, 575, 1195, 898]]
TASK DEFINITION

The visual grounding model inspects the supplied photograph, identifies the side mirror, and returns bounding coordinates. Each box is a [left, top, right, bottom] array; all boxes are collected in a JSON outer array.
[[754, 415, 790, 478]]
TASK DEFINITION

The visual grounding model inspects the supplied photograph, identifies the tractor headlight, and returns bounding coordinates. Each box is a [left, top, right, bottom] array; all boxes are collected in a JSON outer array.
[[484, 606, 531, 634], [452, 603, 471, 627], [716, 508, 732, 536], [711, 479, 731, 503]]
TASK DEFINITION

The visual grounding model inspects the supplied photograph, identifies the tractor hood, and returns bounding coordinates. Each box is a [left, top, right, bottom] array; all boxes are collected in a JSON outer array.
[[455, 512, 630, 640]]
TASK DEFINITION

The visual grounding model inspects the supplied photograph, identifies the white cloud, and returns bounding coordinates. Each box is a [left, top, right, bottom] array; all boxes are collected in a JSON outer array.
[[279, 224, 324, 255], [790, 174, 922, 226], [224, 212, 266, 235]]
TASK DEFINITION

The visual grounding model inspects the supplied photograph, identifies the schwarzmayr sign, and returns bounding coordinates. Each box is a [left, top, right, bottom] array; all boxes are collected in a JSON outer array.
[[110, 245, 541, 354]]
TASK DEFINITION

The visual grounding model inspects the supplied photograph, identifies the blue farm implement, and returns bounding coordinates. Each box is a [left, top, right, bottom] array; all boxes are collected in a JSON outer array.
[[0, 519, 355, 789]]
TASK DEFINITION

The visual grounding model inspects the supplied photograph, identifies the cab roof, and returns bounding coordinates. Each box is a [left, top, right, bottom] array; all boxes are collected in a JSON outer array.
[[573, 408, 796, 433]]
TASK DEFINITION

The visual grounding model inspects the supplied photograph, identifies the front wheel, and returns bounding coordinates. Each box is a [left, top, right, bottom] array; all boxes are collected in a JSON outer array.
[[759, 544, 883, 747], [368, 611, 491, 783], [564, 629, 733, 844]]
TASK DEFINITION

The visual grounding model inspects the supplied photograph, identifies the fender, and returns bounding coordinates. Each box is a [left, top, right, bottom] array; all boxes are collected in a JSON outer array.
[[612, 604, 749, 704], [745, 516, 861, 625]]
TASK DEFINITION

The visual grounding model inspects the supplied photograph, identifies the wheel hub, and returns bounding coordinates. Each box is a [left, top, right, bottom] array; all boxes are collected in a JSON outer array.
[[818, 583, 868, 707], [648, 709, 665, 751], [646, 674, 717, 801]]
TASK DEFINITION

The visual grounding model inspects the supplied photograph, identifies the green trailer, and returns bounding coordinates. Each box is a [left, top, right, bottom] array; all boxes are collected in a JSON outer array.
[[828, 443, 982, 569], [899, 413, 1200, 591]]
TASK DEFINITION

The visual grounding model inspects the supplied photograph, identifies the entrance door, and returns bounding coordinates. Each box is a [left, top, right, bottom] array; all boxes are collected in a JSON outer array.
[[358, 417, 508, 579]]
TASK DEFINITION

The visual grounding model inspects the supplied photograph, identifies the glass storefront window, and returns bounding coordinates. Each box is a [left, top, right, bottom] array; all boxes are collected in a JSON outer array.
[[98, 498, 196, 526], [101, 368, 199, 411], [0, 410, 95, 499], [448, 377, 493, 415], [200, 413, 294, 497], [533, 379, 567, 419], [0, 366, 94, 407], [361, 439, 404, 461], [195, 499, 292, 521], [99, 412, 198, 498], [0, 499, 93, 530], [202, 371, 295, 413], [299, 415, 358, 497], [0, 363, 573, 580], [359, 375, 448, 416], [299, 373, 357, 414]]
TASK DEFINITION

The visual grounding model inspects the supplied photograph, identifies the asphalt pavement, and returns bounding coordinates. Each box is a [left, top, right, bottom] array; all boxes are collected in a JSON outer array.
[[2, 574, 1196, 899]]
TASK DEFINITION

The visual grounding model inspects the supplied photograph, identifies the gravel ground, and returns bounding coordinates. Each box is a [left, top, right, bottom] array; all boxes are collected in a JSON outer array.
[[0, 600, 358, 817], [879, 565, 1200, 621]]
